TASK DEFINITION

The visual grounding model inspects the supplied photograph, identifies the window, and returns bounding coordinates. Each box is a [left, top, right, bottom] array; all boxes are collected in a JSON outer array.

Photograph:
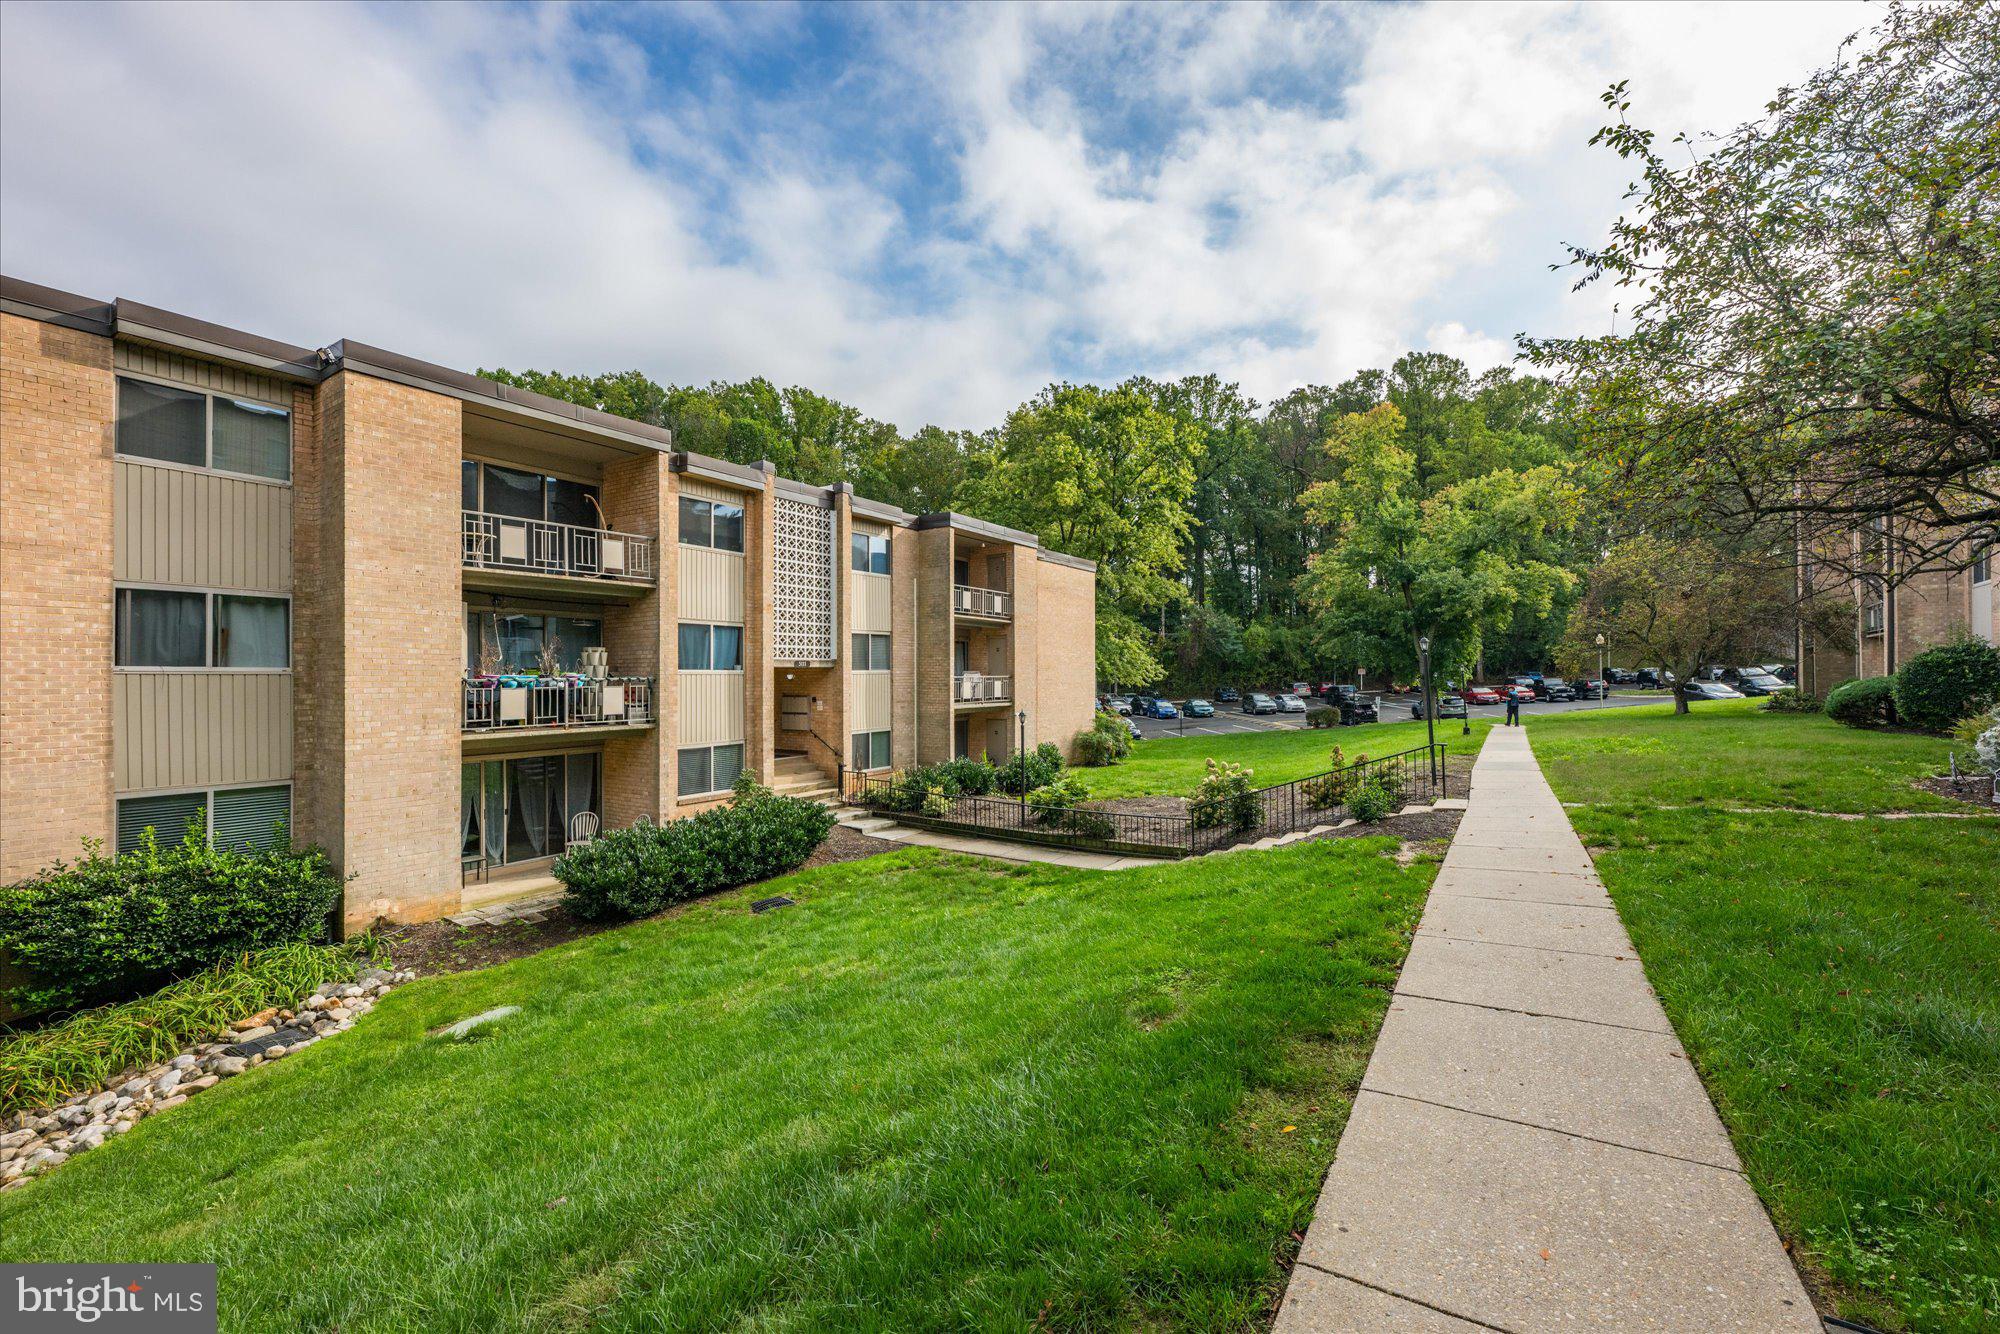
[[116, 588, 289, 669], [850, 632, 890, 671], [678, 743, 743, 797], [115, 783, 292, 855], [678, 622, 742, 670], [465, 610, 601, 674], [679, 496, 746, 553], [1975, 543, 1992, 585], [851, 730, 890, 770], [116, 377, 290, 481], [464, 462, 602, 528], [461, 754, 598, 867], [852, 529, 890, 574]]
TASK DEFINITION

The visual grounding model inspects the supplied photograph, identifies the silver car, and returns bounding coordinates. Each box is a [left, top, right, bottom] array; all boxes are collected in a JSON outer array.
[[1276, 693, 1308, 713]]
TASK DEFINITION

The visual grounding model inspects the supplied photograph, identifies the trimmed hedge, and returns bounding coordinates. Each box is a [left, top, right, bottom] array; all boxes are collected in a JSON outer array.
[[0, 825, 342, 1015], [1074, 712, 1132, 766], [1760, 688, 1821, 714], [554, 781, 833, 922], [0, 941, 373, 1115], [995, 743, 1065, 795], [1892, 635, 2000, 734], [1825, 676, 1899, 728]]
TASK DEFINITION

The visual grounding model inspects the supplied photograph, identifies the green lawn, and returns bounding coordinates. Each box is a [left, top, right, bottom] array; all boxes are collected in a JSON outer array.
[[1532, 703, 2000, 1332], [1, 840, 1438, 1331], [1080, 715, 1496, 799]]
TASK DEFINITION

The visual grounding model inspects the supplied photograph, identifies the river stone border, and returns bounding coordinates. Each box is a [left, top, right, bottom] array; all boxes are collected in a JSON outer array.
[[0, 964, 415, 1190]]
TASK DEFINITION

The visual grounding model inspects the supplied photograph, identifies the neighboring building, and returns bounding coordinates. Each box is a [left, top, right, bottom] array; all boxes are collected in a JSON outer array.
[[1796, 519, 1996, 695], [0, 276, 1097, 927]]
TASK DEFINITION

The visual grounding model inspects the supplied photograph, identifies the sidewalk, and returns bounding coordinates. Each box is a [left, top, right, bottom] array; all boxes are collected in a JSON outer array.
[[1275, 724, 1818, 1331]]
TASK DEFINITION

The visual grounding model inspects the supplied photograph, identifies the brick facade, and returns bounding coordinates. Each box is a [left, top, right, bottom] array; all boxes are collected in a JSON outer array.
[[601, 451, 672, 826], [0, 313, 114, 880], [1034, 556, 1098, 759]]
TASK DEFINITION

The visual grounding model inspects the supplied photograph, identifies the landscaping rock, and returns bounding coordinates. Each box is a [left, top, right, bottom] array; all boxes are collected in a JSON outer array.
[[170, 1054, 197, 1070], [0, 1129, 33, 1151], [232, 1025, 275, 1043], [154, 1095, 187, 1111], [326, 1006, 352, 1023], [153, 1070, 183, 1096], [210, 1057, 248, 1077], [183, 1076, 219, 1093]]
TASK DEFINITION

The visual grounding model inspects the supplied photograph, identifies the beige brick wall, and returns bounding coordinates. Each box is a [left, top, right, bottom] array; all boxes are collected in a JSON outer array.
[[889, 524, 919, 771], [1032, 557, 1098, 759], [742, 471, 777, 786], [0, 314, 115, 879], [913, 526, 955, 763], [290, 379, 338, 854], [602, 451, 672, 826], [330, 372, 462, 928]]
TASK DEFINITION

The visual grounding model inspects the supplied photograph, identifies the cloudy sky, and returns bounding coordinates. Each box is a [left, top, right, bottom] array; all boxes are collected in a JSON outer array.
[[1, 0, 1867, 430]]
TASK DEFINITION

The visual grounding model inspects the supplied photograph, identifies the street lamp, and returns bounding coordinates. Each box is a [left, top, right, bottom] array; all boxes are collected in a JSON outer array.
[[1017, 710, 1028, 812], [1595, 632, 1607, 689], [1417, 635, 1437, 783]]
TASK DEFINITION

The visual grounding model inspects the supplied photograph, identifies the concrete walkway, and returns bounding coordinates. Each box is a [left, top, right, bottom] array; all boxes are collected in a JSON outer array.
[[1275, 725, 1818, 1332]]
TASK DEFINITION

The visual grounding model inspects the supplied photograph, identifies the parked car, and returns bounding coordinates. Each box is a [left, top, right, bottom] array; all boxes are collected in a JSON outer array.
[[1216, 686, 1241, 702], [1141, 697, 1179, 719], [1574, 678, 1608, 700], [1276, 693, 1308, 713], [1734, 670, 1787, 696], [1635, 668, 1675, 689], [1104, 695, 1133, 715], [1338, 694, 1380, 725], [1541, 678, 1577, 702], [1501, 683, 1536, 702], [1333, 684, 1360, 702], [1411, 693, 1468, 719], [1684, 680, 1745, 700], [1317, 682, 1339, 698], [1463, 686, 1503, 705], [1290, 681, 1313, 696], [1763, 663, 1797, 684], [1605, 667, 1637, 685], [1243, 692, 1279, 715], [1508, 676, 1540, 697], [1185, 698, 1215, 718]]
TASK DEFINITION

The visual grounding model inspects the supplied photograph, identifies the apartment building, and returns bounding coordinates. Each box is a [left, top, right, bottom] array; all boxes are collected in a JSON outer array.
[[0, 275, 1097, 928], [1796, 521, 1996, 695]]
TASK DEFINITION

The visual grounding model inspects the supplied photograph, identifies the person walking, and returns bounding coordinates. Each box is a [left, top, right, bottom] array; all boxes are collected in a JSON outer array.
[[1504, 691, 1521, 727]]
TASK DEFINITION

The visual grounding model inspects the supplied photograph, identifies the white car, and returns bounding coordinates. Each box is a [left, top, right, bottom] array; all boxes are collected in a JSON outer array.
[[1683, 680, 1744, 700], [1276, 693, 1308, 713]]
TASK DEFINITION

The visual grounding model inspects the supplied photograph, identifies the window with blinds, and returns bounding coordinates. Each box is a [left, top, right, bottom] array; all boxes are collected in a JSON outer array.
[[115, 792, 207, 854], [212, 785, 291, 851], [677, 743, 745, 798]]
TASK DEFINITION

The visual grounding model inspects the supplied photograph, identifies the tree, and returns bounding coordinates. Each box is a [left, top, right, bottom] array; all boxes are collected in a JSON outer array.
[[1302, 404, 1581, 687], [1523, 0, 2000, 576], [1555, 535, 1844, 714], [972, 383, 1200, 686]]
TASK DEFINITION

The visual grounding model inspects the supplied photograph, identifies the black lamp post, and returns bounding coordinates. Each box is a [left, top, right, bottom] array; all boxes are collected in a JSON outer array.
[[1418, 635, 1437, 782], [1596, 632, 1607, 690], [1017, 710, 1028, 812]]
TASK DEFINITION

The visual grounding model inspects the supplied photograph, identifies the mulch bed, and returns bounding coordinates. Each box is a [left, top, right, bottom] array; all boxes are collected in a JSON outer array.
[[1294, 807, 1462, 848], [381, 825, 899, 978], [1912, 773, 1996, 809]]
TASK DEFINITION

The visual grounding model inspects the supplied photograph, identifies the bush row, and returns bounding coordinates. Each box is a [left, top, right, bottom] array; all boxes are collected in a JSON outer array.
[[0, 826, 342, 1015], [1826, 635, 2000, 735], [1073, 712, 1133, 767], [0, 941, 374, 1115], [555, 776, 833, 922]]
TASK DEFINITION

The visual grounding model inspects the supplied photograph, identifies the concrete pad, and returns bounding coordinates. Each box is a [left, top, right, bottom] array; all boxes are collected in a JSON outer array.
[[1297, 1093, 1819, 1331], [1417, 894, 1634, 957], [1428, 865, 1614, 909], [1394, 937, 1672, 1033], [1274, 1266, 1495, 1333], [1361, 998, 1740, 1168], [1438, 843, 1598, 879]]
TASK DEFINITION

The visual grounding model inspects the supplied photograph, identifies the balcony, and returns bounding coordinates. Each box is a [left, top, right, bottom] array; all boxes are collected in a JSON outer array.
[[953, 583, 1012, 620], [463, 675, 655, 734], [462, 511, 656, 597], [953, 673, 1012, 705]]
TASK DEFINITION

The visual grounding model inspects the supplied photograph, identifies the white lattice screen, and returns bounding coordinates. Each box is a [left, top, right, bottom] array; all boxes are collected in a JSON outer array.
[[772, 497, 837, 660]]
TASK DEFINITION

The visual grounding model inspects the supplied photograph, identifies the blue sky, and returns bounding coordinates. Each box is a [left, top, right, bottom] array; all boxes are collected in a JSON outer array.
[[0, 0, 1866, 430]]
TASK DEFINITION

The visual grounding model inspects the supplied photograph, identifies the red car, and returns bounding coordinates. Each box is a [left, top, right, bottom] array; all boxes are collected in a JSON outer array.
[[1501, 684, 1537, 702], [1463, 686, 1502, 705]]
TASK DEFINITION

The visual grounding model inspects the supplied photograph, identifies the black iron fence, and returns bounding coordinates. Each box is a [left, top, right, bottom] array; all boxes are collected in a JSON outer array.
[[851, 743, 1451, 859]]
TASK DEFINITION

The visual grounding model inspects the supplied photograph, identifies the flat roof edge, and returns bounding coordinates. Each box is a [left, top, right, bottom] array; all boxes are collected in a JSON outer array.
[[672, 451, 770, 488], [1037, 548, 1098, 573], [915, 510, 1042, 548], [0, 275, 115, 336]]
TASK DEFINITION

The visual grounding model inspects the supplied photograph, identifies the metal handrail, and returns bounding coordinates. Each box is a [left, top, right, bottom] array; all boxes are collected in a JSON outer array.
[[462, 674, 655, 731], [953, 584, 1013, 618], [462, 510, 657, 583], [953, 673, 1012, 702]]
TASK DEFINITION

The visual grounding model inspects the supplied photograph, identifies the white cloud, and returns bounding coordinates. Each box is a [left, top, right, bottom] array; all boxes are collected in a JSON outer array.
[[0, 0, 1868, 429]]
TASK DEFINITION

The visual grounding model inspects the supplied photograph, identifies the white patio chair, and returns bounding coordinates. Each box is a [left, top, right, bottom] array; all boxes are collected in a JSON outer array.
[[568, 811, 600, 848]]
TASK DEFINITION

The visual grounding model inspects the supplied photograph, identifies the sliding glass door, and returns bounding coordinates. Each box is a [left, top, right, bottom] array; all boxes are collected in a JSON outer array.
[[460, 752, 600, 869]]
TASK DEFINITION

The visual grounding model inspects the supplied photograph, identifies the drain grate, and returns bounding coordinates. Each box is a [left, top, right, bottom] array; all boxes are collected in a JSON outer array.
[[751, 895, 796, 914], [222, 1026, 315, 1058]]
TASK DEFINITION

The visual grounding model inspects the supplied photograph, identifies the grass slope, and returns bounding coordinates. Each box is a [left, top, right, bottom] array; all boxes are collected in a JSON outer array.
[[1533, 703, 2000, 1332], [1079, 715, 1495, 799], [2, 840, 1437, 1331]]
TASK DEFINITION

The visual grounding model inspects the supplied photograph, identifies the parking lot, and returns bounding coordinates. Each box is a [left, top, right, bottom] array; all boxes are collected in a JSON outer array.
[[1125, 692, 1667, 740]]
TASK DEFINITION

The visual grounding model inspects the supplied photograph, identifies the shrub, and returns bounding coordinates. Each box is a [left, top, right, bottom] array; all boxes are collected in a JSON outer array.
[[887, 763, 967, 812], [1026, 772, 1089, 820], [1301, 747, 1361, 808], [1892, 635, 2000, 734], [1954, 704, 2000, 771], [995, 742, 1064, 795], [1305, 706, 1337, 729], [0, 825, 343, 1015], [1825, 676, 1899, 728], [937, 756, 1000, 795], [555, 794, 834, 922], [920, 785, 954, 818], [1348, 778, 1395, 823], [1189, 759, 1261, 831], [0, 940, 374, 1115], [1760, 688, 1821, 713], [1073, 712, 1132, 767]]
